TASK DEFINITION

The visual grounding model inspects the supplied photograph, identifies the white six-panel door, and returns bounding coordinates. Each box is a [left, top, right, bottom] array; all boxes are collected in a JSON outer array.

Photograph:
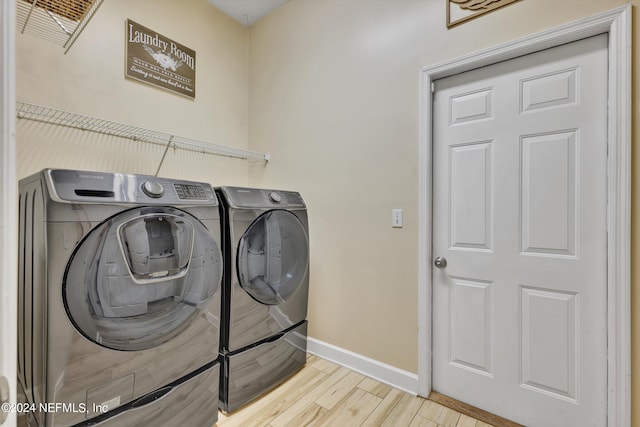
[[432, 34, 608, 427]]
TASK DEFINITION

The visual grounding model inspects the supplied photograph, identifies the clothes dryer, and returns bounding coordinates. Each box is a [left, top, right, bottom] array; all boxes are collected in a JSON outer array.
[[216, 186, 309, 413], [18, 169, 223, 426]]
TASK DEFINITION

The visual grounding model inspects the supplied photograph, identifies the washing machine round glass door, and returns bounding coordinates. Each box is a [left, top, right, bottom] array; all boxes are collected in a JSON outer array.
[[237, 209, 309, 305], [63, 207, 222, 351]]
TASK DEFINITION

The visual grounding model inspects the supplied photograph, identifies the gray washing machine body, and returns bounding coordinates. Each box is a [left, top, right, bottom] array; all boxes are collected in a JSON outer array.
[[18, 169, 222, 426], [217, 186, 309, 413]]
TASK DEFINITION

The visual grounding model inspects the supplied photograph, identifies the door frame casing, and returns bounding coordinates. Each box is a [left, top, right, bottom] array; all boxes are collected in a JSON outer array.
[[417, 5, 631, 427], [0, 0, 16, 426]]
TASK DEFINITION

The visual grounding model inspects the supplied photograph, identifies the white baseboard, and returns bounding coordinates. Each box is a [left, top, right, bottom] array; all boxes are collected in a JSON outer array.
[[307, 337, 419, 396]]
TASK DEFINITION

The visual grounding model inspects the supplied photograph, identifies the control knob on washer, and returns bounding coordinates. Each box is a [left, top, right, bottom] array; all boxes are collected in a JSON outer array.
[[142, 181, 164, 198], [269, 191, 282, 203]]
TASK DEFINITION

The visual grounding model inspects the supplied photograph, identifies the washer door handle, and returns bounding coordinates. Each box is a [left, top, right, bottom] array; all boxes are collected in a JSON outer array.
[[434, 257, 447, 269]]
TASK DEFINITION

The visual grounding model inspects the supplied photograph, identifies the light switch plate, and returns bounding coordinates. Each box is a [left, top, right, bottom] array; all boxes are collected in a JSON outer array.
[[392, 209, 403, 228]]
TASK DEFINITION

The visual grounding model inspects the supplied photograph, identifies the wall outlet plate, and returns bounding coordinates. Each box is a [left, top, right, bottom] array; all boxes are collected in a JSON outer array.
[[392, 209, 403, 228]]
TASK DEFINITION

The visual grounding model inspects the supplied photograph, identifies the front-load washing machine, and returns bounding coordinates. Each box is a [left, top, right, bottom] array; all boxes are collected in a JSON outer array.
[[216, 186, 309, 413], [18, 169, 223, 426]]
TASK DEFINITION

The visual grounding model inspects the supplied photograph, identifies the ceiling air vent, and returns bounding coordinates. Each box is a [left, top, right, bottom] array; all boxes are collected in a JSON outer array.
[[17, 0, 104, 53]]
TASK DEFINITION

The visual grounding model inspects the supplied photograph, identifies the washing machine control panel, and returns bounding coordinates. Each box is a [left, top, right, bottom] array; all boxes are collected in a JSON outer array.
[[47, 169, 217, 205], [173, 183, 208, 200]]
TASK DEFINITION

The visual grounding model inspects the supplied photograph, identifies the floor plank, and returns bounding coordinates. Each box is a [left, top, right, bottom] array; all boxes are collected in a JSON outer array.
[[229, 366, 328, 427], [315, 370, 366, 410], [314, 387, 382, 426], [217, 356, 497, 427], [357, 376, 393, 399], [280, 402, 327, 427], [307, 355, 341, 375], [418, 400, 461, 427], [379, 393, 424, 427], [217, 366, 327, 427], [457, 414, 481, 427], [429, 391, 523, 427], [268, 366, 351, 426], [408, 415, 439, 427], [360, 388, 404, 427]]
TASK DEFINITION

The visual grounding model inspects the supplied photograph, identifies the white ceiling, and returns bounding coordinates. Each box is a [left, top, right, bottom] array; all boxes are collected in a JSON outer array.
[[208, 0, 288, 27]]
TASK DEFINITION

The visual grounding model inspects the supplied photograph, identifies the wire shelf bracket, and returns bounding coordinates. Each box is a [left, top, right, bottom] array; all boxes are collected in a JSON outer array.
[[16, 102, 270, 168]]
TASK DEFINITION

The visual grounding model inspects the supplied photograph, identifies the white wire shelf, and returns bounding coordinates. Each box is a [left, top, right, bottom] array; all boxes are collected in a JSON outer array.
[[17, 0, 105, 53], [16, 101, 270, 163]]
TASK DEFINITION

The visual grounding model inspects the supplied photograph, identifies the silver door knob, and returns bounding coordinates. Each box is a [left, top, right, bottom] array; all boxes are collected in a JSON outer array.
[[434, 257, 447, 268]]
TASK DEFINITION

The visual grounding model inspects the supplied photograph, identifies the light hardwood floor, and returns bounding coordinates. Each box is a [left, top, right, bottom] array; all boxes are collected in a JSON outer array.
[[216, 355, 491, 427]]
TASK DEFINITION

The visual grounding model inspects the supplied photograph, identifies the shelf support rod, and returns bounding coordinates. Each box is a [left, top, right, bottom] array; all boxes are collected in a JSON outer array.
[[21, 0, 38, 34], [63, 0, 104, 53], [46, 9, 71, 35], [155, 135, 174, 177]]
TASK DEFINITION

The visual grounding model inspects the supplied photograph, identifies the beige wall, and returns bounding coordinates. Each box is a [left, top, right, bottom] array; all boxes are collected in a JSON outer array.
[[248, 0, 639, 425], [14, 0, 640, 425], [16, 0, 251, 184]]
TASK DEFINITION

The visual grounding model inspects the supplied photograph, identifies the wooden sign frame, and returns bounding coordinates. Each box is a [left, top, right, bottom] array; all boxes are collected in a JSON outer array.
[[125, 19, 196, 99], [447, 0, 520, 28]]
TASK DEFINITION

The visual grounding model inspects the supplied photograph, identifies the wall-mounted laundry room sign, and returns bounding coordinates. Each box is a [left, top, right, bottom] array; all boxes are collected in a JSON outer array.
[[125, 19, 196, 99], [447, 0, 520, 28]]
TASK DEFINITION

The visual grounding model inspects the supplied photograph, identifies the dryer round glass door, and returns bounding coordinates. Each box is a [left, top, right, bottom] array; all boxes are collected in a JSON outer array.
[[63, 207, 223, 351], [237, 210, 309, 305]]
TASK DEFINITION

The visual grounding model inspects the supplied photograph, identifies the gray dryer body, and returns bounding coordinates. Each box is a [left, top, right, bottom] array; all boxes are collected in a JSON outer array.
[[217, 186, 309, 413]]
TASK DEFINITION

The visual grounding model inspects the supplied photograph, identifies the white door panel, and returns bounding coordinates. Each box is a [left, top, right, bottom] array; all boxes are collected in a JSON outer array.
[[433, 35, 608, 427]]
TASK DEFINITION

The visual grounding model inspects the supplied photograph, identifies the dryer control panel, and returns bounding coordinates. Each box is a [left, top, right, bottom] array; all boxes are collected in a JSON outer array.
[[218, 186, 306, 209], [46, 169, 218, 205]]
